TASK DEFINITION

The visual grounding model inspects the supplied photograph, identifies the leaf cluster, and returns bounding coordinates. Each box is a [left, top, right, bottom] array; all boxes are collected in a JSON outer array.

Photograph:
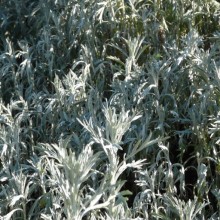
[[0, 0, 220, 219]]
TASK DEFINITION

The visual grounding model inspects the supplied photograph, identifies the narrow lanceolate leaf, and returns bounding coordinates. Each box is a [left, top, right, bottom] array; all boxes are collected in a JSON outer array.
[[10, 195, 25, 207], [3, 208, 23, 220]]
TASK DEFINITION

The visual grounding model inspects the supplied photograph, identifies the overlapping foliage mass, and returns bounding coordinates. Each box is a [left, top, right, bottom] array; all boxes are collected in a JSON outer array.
[[1, 0, 220, 219]]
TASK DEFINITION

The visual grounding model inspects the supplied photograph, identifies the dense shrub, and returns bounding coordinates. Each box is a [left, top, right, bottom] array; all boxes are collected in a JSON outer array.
[[0, 0, 220, 219]]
